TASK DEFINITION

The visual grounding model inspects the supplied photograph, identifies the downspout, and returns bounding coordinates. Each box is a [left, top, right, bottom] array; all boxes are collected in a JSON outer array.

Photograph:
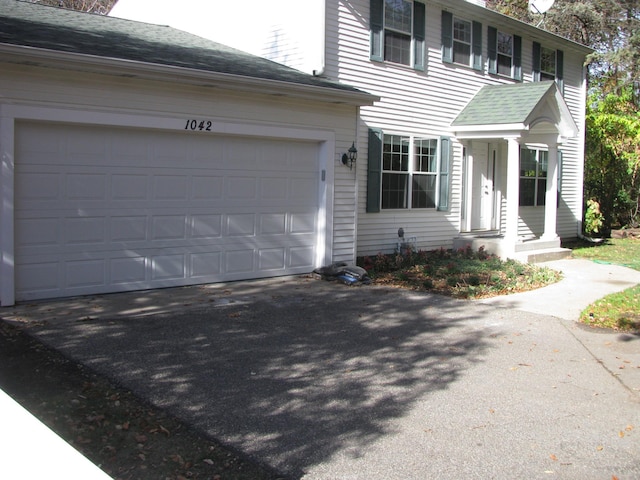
[[313, 0, 326, 76]]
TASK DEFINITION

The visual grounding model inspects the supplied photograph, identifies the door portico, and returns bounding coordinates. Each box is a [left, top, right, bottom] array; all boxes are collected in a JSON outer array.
[[451, 82, 578, 260]]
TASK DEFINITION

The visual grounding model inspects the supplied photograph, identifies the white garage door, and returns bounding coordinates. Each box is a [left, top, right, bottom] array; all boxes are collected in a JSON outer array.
[[14, 121, 321, 301]]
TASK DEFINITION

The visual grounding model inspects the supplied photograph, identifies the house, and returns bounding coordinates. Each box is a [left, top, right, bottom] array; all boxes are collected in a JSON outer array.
[[112, 0, 592, 261], [0, 0, 377, 305]]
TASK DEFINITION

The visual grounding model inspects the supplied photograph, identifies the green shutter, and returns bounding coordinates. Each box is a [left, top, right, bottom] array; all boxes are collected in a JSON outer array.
[[513, 35, 522, 81], [438, 136, 451, 212], [556, 49, 564, 95], [367, 128, 383, 213], [370, 0, 384, 61], [413, 1, 426, 71], [472, 21, 483, 71], [487, 26, 497, 74], [532, 41, 541, 82], [441, 11, 453, 64]]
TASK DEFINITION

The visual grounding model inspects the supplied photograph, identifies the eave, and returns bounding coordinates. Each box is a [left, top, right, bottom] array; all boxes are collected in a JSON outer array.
[[0, 43, 379, 107]]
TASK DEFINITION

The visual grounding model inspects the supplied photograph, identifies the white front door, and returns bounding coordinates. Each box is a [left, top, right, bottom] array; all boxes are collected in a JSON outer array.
[[470, 146, 496, 231]]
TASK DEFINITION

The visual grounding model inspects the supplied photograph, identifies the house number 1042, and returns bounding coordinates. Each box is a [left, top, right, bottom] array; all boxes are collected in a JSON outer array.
[[185, 120, 212, 131]]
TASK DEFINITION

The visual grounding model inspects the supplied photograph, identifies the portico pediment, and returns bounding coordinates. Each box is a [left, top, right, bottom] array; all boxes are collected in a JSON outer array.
[[451, 81, 578, 142]]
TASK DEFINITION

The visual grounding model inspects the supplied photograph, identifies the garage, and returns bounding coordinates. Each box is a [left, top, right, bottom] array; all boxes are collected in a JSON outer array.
[[14, 121, 321, 301], [0, 1, 377, 306]]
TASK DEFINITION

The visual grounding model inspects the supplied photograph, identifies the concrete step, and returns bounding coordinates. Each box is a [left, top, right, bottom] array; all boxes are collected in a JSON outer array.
[[513, 247, 572, 263]]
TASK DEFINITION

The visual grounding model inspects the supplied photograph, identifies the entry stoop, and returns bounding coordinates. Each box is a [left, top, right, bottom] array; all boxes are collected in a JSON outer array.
[[453, 235, 572, 263], [513, 247, 572, 263], [512, 238, 572, 263]]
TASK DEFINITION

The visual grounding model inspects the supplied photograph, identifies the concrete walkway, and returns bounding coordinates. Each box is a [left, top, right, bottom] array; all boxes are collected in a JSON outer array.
[[2, 257, 639, 479]]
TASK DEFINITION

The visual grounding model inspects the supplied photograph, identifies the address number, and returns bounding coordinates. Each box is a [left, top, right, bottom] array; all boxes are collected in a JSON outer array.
[[185, 119, 212, 131]]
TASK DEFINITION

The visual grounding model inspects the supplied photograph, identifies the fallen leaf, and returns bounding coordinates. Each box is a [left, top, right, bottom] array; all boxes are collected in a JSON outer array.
[[596, 445, 604, 451], [550, 454, 558, 461], [135, 433, 147, 443], [203, 458, 214, 465], [619, 431, 625, 438], [626, 425, 634, 431]]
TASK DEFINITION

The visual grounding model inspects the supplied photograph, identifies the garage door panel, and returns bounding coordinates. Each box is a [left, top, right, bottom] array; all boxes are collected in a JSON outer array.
[[15, 122, 321, 300]]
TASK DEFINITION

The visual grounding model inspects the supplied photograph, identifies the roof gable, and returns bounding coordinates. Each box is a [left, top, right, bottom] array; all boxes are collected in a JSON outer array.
[[451, 82, 579, 141]]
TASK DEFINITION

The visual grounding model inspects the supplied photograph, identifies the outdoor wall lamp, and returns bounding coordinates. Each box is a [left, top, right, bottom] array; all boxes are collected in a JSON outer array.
[[342, 142, 358, 170]]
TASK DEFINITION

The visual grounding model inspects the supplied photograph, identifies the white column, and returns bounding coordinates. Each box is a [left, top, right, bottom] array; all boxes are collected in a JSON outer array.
[[504, 137, 521, 245], [542, 143, 559, 240]]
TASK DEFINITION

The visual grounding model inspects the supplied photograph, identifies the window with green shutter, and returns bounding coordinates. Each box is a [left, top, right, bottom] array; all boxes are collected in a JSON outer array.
[[532, 42, 564, 94], [442, 11, 482, 70], [487, 26, 522, 80], [370, 0, 426, 70], [367, 129, 451, 212]]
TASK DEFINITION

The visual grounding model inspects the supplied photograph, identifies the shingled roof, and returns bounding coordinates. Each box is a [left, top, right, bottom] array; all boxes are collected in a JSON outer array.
[[0, 0, 372, 100], [451, 82, 559, 127]]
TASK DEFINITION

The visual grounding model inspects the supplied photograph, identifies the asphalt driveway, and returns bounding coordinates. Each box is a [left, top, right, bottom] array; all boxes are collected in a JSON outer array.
[[2, 259, 640, 479]]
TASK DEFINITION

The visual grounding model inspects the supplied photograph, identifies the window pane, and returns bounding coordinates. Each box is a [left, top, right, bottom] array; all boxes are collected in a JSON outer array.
[[497, 32, 512, 55], [453, 19, 471, 43], [384, 31, 411, 65], [497, 54, 512, 76], [519, 178, 536, 206], [385, 0, 412, 33], [453, 42, 471, 65], [520, 149, 537, 177], [538, 151, 548, 177], [382, 172, 408, 209], [412, 174, 436, 208], [383, 135, 409, 171], [414, 138, 437, 172], [537, 179, 547, 206], [541, 46, 556, 78]]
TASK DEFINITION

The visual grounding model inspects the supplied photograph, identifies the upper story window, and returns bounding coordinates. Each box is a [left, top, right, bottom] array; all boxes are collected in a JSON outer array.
[[488, 27, 522, 80], [384, 0, 412, 65], [453, 18, 472, 65], [370, 0, 426, 71], [540, 46, 556, 80], [441, 11, 482, 71], [366, 129, 451, 212], [533, 42, 564, 94]]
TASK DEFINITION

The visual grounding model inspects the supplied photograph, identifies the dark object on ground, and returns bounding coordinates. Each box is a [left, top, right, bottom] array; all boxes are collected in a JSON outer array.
[[0, 321, 283, 480], [313, 263, 371, 285]]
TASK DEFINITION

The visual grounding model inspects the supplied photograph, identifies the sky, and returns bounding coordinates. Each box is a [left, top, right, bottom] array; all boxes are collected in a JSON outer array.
[[109, 0, 271, 55]]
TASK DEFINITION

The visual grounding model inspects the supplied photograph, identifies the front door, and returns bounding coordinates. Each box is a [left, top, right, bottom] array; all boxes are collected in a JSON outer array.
[[470, 145, 497, 231]]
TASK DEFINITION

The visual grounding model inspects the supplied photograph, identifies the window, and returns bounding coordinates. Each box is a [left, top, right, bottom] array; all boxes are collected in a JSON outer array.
[[367, 129, 450, 212], [488, 27, 521, 80], [453, 18, 471, 66], [441, 11, 482, 70], [532, 42, 564, 93], [519, 148, 548, 207], [370, 0, 425, 70], [540, 46, 556, 81], [497, 32, 513, 76]]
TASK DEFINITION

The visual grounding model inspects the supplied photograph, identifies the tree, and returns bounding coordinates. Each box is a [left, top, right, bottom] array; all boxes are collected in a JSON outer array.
[[25, 0, 116, 15], [585, 87, 640, 233]]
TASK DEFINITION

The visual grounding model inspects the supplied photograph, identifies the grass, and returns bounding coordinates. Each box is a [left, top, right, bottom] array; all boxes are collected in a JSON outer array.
[[357, 246, 562, 299], [567, 237, 640, 333]]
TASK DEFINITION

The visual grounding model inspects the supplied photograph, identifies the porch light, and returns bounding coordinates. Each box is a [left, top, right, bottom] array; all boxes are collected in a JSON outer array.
[[342, 142, 358, 170]]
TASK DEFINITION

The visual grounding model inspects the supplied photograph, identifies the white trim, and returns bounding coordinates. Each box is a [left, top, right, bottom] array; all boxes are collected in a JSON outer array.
[[0, 104, 335, 306], [0, 105, 15, 306]]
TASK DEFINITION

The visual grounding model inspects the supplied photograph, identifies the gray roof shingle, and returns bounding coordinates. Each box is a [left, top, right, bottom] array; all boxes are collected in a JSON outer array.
[[0, 0, 366, 96], [451, 82, 556, 126]]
